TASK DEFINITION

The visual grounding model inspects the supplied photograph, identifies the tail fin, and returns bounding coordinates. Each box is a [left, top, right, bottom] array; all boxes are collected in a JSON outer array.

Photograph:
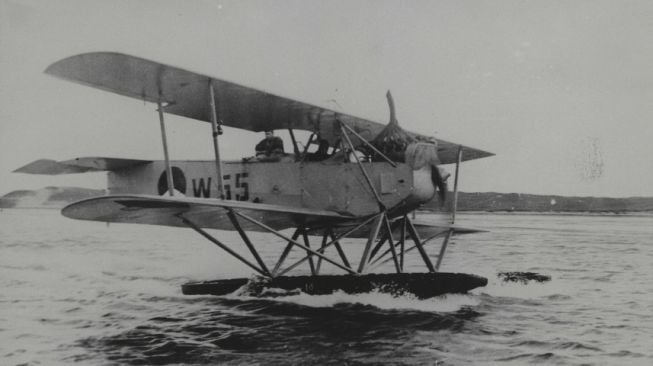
[[14, 157, 151, 175]]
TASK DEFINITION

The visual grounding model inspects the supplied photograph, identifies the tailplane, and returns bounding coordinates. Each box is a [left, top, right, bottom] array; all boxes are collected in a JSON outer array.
[[14, 157, 151, 175]]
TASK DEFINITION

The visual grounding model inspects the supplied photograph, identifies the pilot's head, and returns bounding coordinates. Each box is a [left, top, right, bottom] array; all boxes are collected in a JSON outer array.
[[265, 130, 274, 138]]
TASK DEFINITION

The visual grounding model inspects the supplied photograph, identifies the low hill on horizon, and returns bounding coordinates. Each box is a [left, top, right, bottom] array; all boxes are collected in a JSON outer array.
[[1, 186, 652, 213], [0, 186, 105, 209], [424, 192, 653, 213]]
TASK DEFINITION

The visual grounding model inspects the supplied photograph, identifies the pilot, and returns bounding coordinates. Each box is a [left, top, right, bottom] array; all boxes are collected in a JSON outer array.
[[255, 130, 285, 161]]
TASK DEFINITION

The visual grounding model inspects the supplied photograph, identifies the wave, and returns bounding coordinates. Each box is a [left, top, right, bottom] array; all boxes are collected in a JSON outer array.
[[223, 288, 481, 313]]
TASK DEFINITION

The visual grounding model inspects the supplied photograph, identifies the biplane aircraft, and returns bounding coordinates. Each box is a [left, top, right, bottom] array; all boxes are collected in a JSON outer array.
[[16, 52, 494, 299]]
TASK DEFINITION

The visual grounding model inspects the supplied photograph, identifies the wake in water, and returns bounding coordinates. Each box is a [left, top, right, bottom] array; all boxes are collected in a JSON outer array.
[[227, 287, 481, 313], [76, 291, 485, 365]]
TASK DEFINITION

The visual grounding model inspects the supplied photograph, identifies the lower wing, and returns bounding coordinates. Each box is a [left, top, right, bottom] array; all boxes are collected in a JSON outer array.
[[62, 194, 353, 232]]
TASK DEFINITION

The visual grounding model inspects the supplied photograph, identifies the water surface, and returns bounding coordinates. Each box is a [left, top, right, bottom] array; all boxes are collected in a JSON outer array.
[[1, 210, 652, 365]]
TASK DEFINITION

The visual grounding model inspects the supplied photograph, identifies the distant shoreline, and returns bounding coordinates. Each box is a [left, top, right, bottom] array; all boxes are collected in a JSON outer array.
[[419, 210, 653, 217], [1, 186, 652, 214], [3, 207, 651, 219], [421, 191, 653, 214]]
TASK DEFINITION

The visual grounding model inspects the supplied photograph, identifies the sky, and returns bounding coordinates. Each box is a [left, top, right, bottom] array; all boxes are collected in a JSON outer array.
[[1, 0, 652, 198]]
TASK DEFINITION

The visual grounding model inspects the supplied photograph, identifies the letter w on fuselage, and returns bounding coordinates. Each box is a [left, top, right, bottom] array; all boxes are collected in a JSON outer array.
[[192, 177, 211, 198]]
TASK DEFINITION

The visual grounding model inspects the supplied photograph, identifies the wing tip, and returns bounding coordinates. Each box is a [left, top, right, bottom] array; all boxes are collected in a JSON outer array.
[[13, 159, 81, 175], [45, 51, 126, 74], [61, 196, 99, 220], [462, 147, 495, 162]]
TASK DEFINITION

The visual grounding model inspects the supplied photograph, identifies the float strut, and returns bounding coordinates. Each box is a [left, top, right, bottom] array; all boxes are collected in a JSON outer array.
[[226, 210, 271, 276], [272, 229, 301, 277], [383, 215, 401, 273], [235, 212, 358, 275], [302, 231, 317, 275], [400, 215, 407, 270], [315, 231, 329, 274], [370, 229, 449, 270], [406, 217, 436, 272], [329, 229, 352, 268], [180, 215, 269, 277], [368, 236, 390, 262], [435, 230, 453, 271], [369, 218, 402, 261], [357, 213, 384, 273], [276, 217, 377, 277]]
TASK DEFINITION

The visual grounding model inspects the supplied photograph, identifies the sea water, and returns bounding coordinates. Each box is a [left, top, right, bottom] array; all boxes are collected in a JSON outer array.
[[1, 209, 652, 365]]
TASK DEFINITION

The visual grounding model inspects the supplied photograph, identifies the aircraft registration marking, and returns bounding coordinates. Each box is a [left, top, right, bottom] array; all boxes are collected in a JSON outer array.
[[190, 173, 249, 201], [223, 173, 249, 201]]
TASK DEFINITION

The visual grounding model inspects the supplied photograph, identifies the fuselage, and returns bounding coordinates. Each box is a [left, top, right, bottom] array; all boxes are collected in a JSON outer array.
[[108, 159, 436, 217]]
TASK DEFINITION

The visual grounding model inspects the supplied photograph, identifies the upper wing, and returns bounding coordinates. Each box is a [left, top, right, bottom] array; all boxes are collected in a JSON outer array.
[[62, 194, 354, 232], [14, 157, 151, 175], [45, 52, 492, 164]]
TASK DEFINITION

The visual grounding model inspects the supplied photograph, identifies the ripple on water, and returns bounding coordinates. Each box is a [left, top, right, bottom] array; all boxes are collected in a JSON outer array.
[[76, 294, 485, 365], [2, 211, 652, 365], [495, 351, 569, 364]]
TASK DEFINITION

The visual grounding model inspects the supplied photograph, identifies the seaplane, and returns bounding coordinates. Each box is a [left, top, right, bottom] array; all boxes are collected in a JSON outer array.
[[16, 52, 494, 299]]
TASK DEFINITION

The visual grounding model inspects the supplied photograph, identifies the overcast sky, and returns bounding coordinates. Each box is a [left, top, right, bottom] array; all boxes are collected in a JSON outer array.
[[1, 0, 652, 197]]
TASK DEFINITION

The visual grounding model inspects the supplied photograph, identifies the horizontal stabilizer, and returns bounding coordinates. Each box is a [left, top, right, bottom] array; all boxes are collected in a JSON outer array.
[[333, 217, 485, 239], [14, 157, 151, 175], [450, 225, 487, 235], [62, 194, 353, 231], [412, 220, 486, 240]]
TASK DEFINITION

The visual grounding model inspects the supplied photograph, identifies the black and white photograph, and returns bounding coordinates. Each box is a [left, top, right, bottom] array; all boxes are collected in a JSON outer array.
[[1, 1, 652, 365]]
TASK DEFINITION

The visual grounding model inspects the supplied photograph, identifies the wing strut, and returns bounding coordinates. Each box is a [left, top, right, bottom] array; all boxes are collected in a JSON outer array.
[[338, 120, 384, 210], [208, 80, 225, 199], [287, 128, 300, 156], [157, 100, 174, 196], [435, 145, 463, 271], [339, 122, 396, 167]]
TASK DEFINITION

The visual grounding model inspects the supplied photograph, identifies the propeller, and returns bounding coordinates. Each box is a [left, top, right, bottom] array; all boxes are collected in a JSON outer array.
[[431, 165, 449, 205], [371, 91, 415, 160], [373, 90, 449, 205]]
